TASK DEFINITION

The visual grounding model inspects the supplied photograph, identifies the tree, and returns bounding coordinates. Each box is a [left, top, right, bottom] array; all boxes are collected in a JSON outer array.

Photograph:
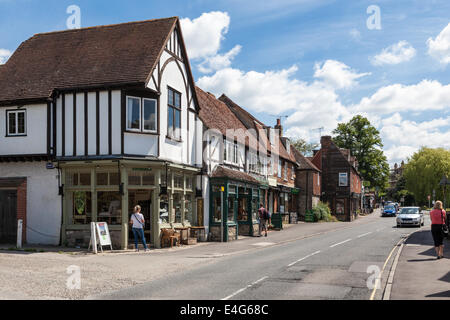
[[291, 138, 319, 157], [332, 115, 390, 190], [403, 147, 450, 206]]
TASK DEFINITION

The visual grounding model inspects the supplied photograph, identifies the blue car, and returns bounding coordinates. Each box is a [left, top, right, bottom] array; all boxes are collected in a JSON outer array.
[[382, 205, 397, 217]]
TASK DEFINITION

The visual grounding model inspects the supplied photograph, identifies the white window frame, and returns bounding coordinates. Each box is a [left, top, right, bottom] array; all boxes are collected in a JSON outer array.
[[6, 109, 27, 136], [126, 96, 142, 132], [278, 160, 282, 178], [284, 162, 288, 181], [339, 172, 348, 187], [142, 98, 158, 133]]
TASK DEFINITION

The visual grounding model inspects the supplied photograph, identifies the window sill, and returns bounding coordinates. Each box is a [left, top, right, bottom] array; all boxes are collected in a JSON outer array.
[[5, 134, 27, 137], [126, 130, 159, 136], [166, 135, 182, 142]]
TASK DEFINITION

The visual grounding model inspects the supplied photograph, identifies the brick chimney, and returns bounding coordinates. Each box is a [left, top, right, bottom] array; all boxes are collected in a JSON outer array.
[[320, 136, 332, 149], [275, 118, 283, 137]]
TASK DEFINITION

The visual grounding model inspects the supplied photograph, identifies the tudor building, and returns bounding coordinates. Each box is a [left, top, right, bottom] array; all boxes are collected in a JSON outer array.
[[0, 17, 205, 249]]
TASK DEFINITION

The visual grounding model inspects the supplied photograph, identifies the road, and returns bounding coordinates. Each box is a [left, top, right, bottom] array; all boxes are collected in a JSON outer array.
[[90, 212, 428, 300]]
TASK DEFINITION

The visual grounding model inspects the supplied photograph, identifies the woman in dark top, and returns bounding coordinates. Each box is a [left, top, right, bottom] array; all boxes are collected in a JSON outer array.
[[429, 201, 446, 259]]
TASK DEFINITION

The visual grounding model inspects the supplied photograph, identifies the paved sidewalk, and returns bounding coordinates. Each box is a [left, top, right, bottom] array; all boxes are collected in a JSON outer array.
[[390, 227, 450, 299]]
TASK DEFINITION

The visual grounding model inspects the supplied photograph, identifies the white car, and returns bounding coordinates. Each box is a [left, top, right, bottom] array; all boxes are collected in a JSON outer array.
[[396, 207, 424, 227]]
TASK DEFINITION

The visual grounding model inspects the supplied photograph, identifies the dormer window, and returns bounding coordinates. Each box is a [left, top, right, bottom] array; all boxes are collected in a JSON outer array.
[[6, 109, 26, 136], [126, 96, 157, 133]]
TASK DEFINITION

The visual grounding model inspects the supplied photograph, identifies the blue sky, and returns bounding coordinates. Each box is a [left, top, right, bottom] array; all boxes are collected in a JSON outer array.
[[1, 0, 449, 165]]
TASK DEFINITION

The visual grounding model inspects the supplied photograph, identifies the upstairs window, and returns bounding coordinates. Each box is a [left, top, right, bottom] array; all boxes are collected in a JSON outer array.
[[168, 87, 181, 140], [126, 96, 157, 133], [224, 140, 239, 165], [278, 160, 282, 178], [6, 110, 26, 136]]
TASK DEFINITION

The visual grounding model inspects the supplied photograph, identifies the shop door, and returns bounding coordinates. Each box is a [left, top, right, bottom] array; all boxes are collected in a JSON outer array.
[[128, 190, 152, 244], [0, 190, 17, 243]]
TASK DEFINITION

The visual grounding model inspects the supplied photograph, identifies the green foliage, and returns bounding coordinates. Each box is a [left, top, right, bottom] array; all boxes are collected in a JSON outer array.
[[386, 175, 416, 205], [312, 202, 336, 222], [290, 138, 319, 157], [403, 147, 450, 206], [332, 115, 390, 191]]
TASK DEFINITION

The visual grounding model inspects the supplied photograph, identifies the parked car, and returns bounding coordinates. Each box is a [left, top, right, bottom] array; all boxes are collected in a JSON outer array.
[[396, 207, 424, 227], [382, 205, 397, 217]]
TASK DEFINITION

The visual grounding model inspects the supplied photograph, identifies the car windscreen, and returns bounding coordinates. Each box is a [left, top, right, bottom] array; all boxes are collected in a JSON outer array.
[[400, 208, 419, 214], [384, 206, 395, 210]]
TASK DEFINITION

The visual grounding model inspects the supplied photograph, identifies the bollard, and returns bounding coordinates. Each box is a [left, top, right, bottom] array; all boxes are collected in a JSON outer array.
[[17, 219, 23, 249]]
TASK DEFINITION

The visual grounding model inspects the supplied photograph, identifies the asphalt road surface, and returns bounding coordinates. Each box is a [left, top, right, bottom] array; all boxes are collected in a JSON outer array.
[[91, 213, 427, 300]]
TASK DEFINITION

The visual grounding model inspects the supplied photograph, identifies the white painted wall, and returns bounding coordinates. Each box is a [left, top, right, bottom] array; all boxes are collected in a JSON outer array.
[[0, 104, 48, 155], [0, 162, 61, 245]]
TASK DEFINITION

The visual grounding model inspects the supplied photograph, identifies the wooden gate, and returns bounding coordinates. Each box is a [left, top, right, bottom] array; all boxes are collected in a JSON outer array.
[[0, 190, 17, 243]]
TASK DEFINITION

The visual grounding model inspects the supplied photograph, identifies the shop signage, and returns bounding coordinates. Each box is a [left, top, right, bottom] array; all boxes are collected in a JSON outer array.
[[46, 162, 55, 169], [268, 177, 277, 187], [339, 172, 348, 187], [89, 222, 113, 253], [291, 188, 300, 195]]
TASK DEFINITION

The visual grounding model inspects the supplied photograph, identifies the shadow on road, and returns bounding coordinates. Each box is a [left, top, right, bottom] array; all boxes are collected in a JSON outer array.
[[425, 290, 450, 298]]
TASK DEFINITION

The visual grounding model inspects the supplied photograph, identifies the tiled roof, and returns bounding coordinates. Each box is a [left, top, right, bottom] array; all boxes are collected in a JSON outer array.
[[211, 165, 259, 184], [196, 86, 257, 147], [0, 17, 177, 103], [218, 94, 296, 163], [291, 146, 320, 172]]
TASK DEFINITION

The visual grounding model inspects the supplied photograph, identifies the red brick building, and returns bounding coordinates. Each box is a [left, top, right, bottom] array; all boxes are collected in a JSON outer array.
[[311, 136, 362, 221]]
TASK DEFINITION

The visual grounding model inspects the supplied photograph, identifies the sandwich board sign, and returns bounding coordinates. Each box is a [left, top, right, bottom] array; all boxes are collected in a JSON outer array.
[[88, 222, 113, 253]]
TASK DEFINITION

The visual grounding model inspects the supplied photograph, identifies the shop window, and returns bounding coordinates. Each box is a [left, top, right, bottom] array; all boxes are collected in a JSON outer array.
[[142, 173, 155, 186], [173, 193, 182, 223], [128, 172, 141, 186], [97, 192, 122, 225], [174, 175, 183, 189], [336, 199, 345, 215], [228, 185, 237, 194], [251, 197, 258, 221], [110, 172, 120, 185], [228, 196, 236, 222], [185, 177, 193, 190], [159, 198, 169, 224], [96, 172, 121, 186], [68, 172, 91, 186], [279, 193, 286, 213], [185, 194, 194, 225], [96, 173, 108, 185], [213, 195, 222, 222], [238, 197, 248, 221], [72, 191, 92, 225]]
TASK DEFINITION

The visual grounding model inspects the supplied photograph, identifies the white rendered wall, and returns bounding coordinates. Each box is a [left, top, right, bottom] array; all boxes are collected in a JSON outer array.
[[0, 104, 48, 155], [0, 162, 61, 245]]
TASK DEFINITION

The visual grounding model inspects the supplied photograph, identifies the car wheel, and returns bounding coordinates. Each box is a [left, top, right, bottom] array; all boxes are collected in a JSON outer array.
[[397, 224, 401, 228]]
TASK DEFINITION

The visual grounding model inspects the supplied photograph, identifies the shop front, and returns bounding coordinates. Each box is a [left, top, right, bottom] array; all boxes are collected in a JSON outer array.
[[209, 177, 262, 241], [60, 159, 200, 249]]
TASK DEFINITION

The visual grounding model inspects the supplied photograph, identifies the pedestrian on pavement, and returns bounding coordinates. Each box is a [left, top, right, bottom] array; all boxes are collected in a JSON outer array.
[[429, 201, 447, 259], [258, 203, 270, 237], [130, 205, 148, 252]]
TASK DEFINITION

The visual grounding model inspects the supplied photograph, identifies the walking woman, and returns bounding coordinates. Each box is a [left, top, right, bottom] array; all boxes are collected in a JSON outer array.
[[430, 201, 447, 259], [130, 205, 148, 252]]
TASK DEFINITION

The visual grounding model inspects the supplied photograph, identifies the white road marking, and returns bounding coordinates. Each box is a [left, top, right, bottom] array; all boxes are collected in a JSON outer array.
[[357, 232, 372, 238], [221, 276, 268, 300], [329, 239, 352, 248], [376, 228, 383, 232], [287, 250, 321, 267], [251, 242, 276, 247]]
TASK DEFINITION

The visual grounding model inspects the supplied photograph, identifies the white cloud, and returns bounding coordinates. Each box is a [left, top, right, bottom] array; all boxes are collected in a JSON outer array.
[[370, 40, 416, 66], [0, 49, 11, 64], [180, 11, 230, 60], [427, 22, 450, 65], [381, 114, 450, 163], [197, 45, 242, 73], [313, 60, 371, 89], [352, 80, 450, 115]]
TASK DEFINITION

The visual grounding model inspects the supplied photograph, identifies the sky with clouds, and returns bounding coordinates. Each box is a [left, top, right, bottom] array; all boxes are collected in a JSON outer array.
[[0, 0, 449, 166]]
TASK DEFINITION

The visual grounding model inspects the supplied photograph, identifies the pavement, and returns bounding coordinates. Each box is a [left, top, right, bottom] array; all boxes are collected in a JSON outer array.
[[390, 225, 450, 300]]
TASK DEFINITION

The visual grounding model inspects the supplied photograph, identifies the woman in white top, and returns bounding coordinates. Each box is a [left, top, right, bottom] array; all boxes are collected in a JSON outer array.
[[129, 205, 148, 252]]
